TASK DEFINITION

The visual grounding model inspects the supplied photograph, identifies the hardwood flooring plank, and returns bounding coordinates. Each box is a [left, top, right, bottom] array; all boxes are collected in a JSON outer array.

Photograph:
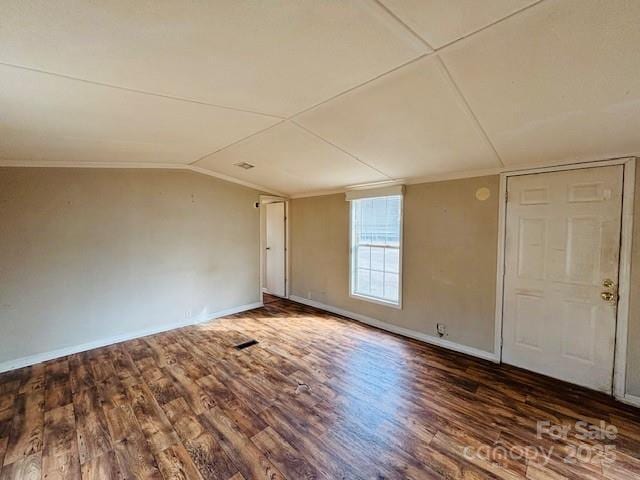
[[184, 432, 238, 480], [0, 421, 9, 468], [76, 411, 113, 466], [162, 365, 215, 415], [113, 435, 162, 480], [81, 451, 127, 480], [42, 448, 81, 480], [156, 443, 204, 480], [126, 383, 179, 454], [104, 404, 144, 444], [0, 298, 637, 479], [259, 405, 366, 480], [161, 398, 206, 443], [430, 430, 524, 480], [44, 383, 72, 412], [199, 407, 285, 480], [90, 357, 117, 385], [96, 376, 128, 410], [0, 396, 14, 425], [110, 345, 142, 383], [219, 397, 268, 438], [603, 450, 640, 479], [45, 360, 69, 390], [80, 450, 125, 480], [251, 426, 324, 480], [18, 365, 45, 396], [147, 376, 182, 407], [3, 391, 44, 466], [68, 354, 95, 394], [0, 452, 41, 480], [42, 403, 79, 480]]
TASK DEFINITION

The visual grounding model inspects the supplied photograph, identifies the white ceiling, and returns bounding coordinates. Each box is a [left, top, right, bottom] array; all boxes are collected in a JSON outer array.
[[196, 122, 389, 196], [1, 0, 639, 197], [0, 64, 279, 165]]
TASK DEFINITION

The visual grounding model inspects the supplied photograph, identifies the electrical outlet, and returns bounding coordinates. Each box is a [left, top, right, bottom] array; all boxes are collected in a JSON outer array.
[[436, 323, 447, 338], [185, 310, 192, 319]]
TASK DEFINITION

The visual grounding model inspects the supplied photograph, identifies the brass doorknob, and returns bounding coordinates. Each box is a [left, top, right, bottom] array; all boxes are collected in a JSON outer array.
[[603, 279, 616, 289], [601, 292, 616, 302]]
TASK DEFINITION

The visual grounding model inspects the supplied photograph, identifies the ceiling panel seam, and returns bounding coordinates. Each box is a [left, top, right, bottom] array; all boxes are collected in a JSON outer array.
[[2, 0, 547, 180], [0, 61, 285, 120], [286, 0, 548, 123], [289, 120, 395, 181], [0, 0, 547, 132], [434, 55, 504, 167], [434, 0, 548, 52], [187, 120, 287, 166], [285, 53, 430, 121], [191, 0, 546, 175], [371, 0, 435, 51]]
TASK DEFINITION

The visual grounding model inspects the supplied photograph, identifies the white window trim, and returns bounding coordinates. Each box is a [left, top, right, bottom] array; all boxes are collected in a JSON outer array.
[[348, 194, 404, 309]]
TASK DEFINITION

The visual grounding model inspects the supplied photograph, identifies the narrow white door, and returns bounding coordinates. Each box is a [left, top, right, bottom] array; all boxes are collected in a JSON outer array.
[[502, 166, 623, 392], [265, 202, 286, 297]]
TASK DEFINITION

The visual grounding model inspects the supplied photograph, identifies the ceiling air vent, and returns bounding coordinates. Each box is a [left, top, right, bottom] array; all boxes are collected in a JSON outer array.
[[234, 162, 255, 170]]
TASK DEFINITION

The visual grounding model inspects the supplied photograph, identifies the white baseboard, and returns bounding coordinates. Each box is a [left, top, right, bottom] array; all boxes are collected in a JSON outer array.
[[619, 393, 640, 408], [0, 301, 263, 374], [289, 295, 499, 363]]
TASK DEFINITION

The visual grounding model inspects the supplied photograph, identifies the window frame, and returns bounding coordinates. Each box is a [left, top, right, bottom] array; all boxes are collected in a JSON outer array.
[[348, 194, 403, 309]]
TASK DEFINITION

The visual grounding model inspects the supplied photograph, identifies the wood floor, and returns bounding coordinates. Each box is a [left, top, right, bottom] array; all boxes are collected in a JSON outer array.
[[1, 298, 639, 479]]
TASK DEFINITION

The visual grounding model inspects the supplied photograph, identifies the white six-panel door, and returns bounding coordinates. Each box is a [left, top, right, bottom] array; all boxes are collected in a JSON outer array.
[[265, 202, 286, 297], [502, 166, 623, 392]]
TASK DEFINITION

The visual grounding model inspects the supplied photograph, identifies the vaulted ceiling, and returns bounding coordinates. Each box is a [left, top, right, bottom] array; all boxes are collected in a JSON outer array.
[[1, 0, 639, 196]]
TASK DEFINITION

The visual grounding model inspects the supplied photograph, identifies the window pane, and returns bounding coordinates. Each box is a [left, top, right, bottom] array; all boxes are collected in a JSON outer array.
[[357, 246, 371, 270], [384, 272, 399, 301], [384, 248, 399, 273], [370, 247, 384, 271], [350, 195, 402, 305], [370, 270, 384, 297], [357, 268, 370, 295]]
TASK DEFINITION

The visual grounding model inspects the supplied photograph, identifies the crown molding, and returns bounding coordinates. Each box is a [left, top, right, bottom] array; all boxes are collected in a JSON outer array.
[[288, 188, 349, 199], [0, 159, 287, 197], [288, 155, 640, 199], [3, 155, 637, 201], [288, 166, 504, 199], [187, 165, 285, 196]]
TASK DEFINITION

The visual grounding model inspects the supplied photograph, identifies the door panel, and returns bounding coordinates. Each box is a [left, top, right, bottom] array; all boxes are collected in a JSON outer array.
[[514, 293, 543, 350], [265, 202, 286, 297], [502, 166, 623, 393]]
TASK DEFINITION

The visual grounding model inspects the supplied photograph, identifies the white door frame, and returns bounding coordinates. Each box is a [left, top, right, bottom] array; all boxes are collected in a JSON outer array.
[[494, 157, 636, 404], [259, 195, 290, 299]]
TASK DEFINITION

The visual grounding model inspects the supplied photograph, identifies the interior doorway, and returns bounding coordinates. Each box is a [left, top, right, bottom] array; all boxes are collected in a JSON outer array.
[[260, 196, 288, 300]]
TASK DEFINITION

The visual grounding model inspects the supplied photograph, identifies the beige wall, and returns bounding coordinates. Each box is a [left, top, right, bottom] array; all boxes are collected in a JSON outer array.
[[0, 167, 261, 368], [290, 175, 500, 353], [290, 170, 640, 397], [3, 165, 639, 396]]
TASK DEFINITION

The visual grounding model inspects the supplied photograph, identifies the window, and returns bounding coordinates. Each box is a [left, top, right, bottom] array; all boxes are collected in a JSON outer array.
[[350, 194, 402, 307]]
